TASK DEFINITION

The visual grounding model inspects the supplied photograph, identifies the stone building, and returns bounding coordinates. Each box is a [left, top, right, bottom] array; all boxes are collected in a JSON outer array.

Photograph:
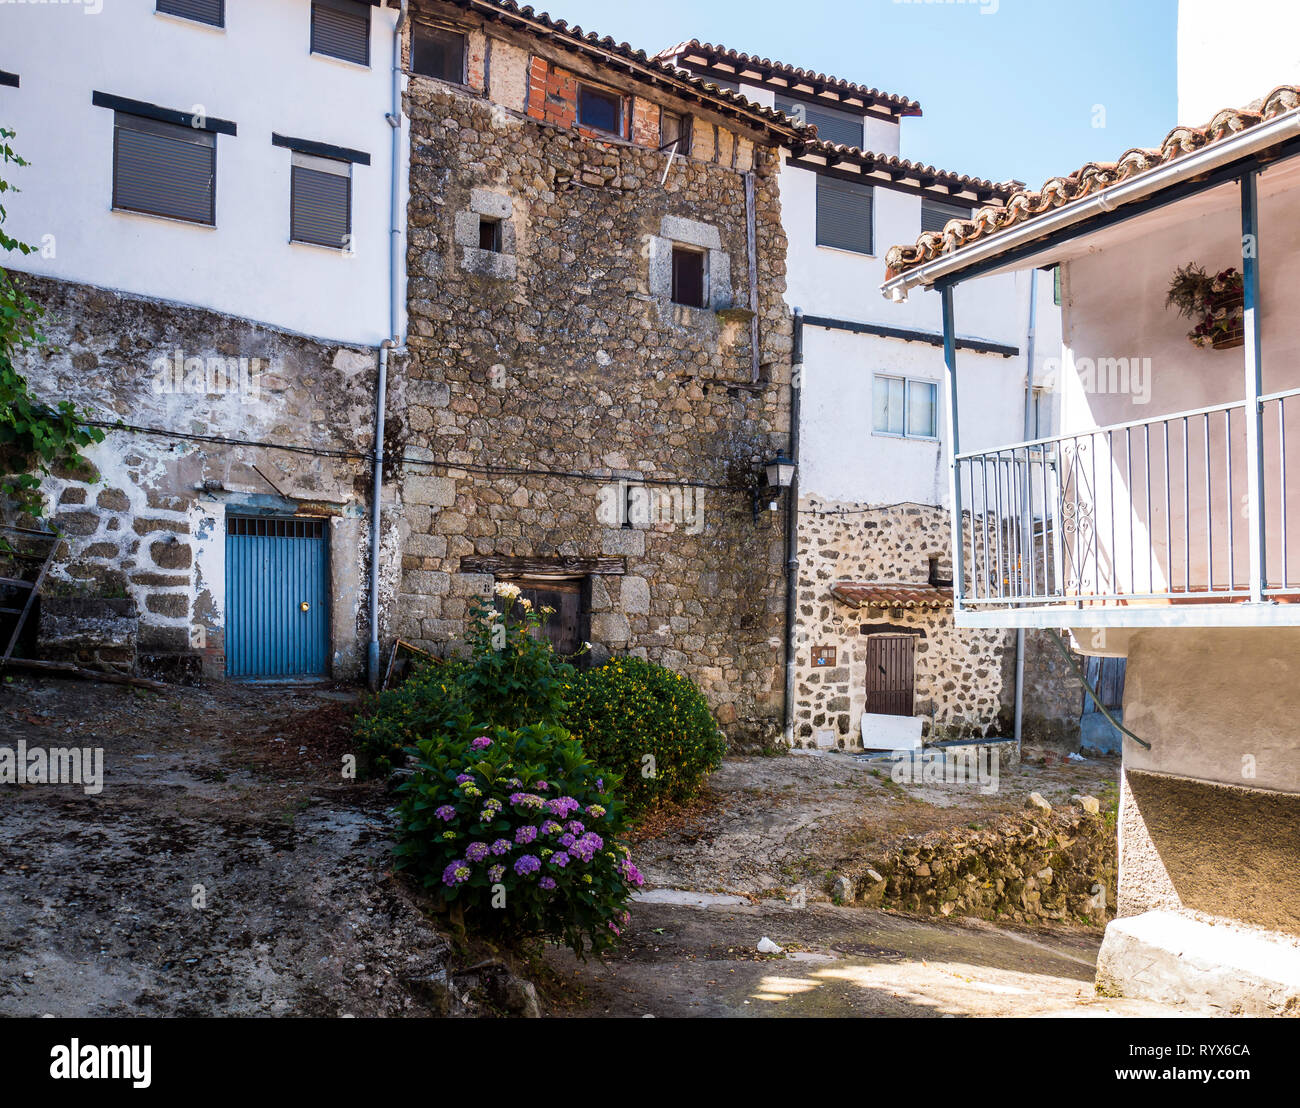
[[1, 1, 803, 744], [387, 1, 801, 743]]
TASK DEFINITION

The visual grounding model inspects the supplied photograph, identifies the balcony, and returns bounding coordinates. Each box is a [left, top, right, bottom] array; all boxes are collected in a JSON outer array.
[[952, 388, 1300, 628]]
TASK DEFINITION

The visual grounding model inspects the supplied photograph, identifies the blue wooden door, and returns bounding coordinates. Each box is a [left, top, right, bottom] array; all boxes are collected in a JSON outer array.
[[225, 516, 329, 679]]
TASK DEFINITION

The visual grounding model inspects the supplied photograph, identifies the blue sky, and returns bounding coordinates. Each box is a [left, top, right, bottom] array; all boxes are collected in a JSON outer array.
[[546, 0, 1178, 188]]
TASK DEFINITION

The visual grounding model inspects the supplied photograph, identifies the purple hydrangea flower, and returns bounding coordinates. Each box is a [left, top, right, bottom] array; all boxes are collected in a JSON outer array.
[[567, 820, 585, 835], [570, 832, 604, 863], [535, 780, 550, 792], [619, 858, 645, 887], [596, 778, 604, 793], [539, 876, 557, 890], [471, 736, 493, 750], [514, 825, 538, 846], [455, 773, 473, 785], [514, 854, 541, 877], [491, 838, 511, 855], [434, 805, 457, 822], [509, 792, 544, 809], [442, 860, 471, 886], [465, 841, 489, 862], [545, 796, 581, 818], [488, 864, 505, 883], [559, 833, 576, 849], [541, 820, 562, 836], [550, 851, 571, 868], [586, 804, 607, 819]]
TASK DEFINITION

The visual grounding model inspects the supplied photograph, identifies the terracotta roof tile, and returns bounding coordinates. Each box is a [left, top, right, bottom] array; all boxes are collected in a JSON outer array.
[[884, 85, 1300, 280], [831, 582, 954, 610], [793, 138, 1018, 203], [656, 40, 922, 118]]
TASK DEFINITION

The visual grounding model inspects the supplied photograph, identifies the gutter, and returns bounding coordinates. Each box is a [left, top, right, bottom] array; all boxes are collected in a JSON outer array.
[[369, 0, 408, 690], [782, 308, 804, 745], [881, 106, 1300, 300]]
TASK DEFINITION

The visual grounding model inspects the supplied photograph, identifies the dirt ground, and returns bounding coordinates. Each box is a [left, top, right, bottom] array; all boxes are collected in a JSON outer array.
[[0, 676, 454, 1017], [2, 677, 1180, 1018]]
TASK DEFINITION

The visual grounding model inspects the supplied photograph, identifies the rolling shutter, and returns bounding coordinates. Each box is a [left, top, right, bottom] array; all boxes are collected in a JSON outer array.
[[156, 0, 225, 27], [291, 156, 351, 249], [816, 173, 873, 254], [113, 113, 215, 225], [921, 197, 971, 234], [776, 96, 864, 149], [311, 0, 370, 66]]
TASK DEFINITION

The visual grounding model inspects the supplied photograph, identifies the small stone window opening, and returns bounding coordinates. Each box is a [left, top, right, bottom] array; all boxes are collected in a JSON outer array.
[[661, 109, 692, 157], [578, 83, 623, 136], [671, 245, 707, 308], [478, 216, 503, 253]]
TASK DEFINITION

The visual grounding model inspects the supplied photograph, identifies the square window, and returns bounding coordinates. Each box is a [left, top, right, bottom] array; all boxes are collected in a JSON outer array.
[[671, 246, 706, 308], [290, 151, 351, 250], [157, 0, 224, 27], [873, 375, 938, 439], [497, 577, 588, 659], [661, 109, 692, 156], [816, 173, 873, 254], [412, 23, 466, 83], [578, 84, 622, 135], [112, 112, 216, 226], [311, 0, 370, 67], [478, 216, 502, 253]]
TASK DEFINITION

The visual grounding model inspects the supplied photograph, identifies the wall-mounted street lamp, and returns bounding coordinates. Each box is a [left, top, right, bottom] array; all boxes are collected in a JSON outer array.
[[754, 452, 796, 521]]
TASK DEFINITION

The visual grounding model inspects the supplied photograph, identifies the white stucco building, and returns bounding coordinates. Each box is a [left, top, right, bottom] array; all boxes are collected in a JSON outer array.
[[660, 43, 1069, 750], [880, 0, 1300, 1012]]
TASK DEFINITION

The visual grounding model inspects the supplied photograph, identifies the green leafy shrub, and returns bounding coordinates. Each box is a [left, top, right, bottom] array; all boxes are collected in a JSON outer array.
[[393, 720, 643, 957], [354, 586, 574, 776], [564, 657, 724, 816]]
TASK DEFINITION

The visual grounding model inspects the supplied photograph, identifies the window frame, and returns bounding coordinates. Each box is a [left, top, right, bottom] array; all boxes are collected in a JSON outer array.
[[478, 216, 503, 253], [872, 374, 939, 441], [815, 172, 874, 256], [310, 0, 371, 68], [660, 108, 693, 156], [577, 82, 624, 137], [411, 20, 468, 85], [288, 150, 353, 251], [111, 111, 218, 228], [670, 244, 708, 309], [156, 0, 225, 28]]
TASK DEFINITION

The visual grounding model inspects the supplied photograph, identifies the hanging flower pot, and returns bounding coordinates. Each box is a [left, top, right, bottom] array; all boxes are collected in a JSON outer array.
[[1168, 263, 1245, 351]]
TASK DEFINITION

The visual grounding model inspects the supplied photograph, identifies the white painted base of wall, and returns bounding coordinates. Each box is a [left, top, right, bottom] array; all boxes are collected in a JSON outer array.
[[860, 713, 924, 751], [1096, 910, 1300, 1015]]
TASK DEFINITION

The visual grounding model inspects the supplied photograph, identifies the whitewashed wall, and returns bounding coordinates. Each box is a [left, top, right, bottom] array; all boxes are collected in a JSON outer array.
[[0, 0, 403, 345]]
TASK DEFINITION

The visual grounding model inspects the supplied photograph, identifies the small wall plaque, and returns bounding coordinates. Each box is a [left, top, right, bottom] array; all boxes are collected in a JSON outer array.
[[811, 646, 836, 667]]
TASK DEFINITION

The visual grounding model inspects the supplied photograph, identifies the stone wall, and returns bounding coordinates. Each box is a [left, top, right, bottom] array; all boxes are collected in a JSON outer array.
[[840, 797, 1115, 927], [791, 498, 1011, 746], [10, 275, 382, 681], [393, 73, 792, 742]]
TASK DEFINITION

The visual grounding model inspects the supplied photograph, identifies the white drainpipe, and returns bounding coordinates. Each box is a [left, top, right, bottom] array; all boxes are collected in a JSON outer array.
[[368, 0, 408, 689]]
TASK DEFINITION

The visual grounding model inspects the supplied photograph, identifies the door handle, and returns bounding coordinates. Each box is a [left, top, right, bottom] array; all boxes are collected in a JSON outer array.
[[300, 602, 310, 612]]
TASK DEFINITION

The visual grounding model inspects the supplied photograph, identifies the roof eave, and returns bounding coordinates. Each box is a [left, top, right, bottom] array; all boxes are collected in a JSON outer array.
[[880, 105, 1300, 301]]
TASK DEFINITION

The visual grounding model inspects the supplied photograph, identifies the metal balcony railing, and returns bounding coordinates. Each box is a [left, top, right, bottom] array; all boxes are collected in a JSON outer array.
[[953, 387, 1300, 611]]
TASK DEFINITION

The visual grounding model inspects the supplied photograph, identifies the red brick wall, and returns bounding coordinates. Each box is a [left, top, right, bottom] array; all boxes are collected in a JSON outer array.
[[631, 97, 660, 148], [526, 56, 634, 141]]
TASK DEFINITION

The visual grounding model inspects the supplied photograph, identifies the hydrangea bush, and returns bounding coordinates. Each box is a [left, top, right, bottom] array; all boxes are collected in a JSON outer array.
[[393, 720, 644, 956]]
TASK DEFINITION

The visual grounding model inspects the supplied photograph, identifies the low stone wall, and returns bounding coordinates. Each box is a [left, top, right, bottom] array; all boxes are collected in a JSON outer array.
[[838, 797, 1115, 927]]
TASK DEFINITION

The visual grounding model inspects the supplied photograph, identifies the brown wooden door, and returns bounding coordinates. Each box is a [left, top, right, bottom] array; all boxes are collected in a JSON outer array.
[[864, 635, 915, 717], [498, 577, 586, 658]]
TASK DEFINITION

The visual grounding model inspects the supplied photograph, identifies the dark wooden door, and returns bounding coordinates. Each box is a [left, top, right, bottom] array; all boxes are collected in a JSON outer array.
[[864, 635, 915, 717], [498, 577, 586, 657]]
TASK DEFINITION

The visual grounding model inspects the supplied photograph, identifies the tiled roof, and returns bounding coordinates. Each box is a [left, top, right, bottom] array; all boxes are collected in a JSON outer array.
[[791, 138, 1018, 204], [657, 40, 921, 119], [447, 2, 810, 141], [830, 582, 954, 610], [884, 85, 1300, 279]]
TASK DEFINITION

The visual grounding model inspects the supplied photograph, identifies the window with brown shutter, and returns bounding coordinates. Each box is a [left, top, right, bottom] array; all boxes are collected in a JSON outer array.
[[497, 577, 589, 660], [112, 113, 216, 226], [311, 0, 370, 66]]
